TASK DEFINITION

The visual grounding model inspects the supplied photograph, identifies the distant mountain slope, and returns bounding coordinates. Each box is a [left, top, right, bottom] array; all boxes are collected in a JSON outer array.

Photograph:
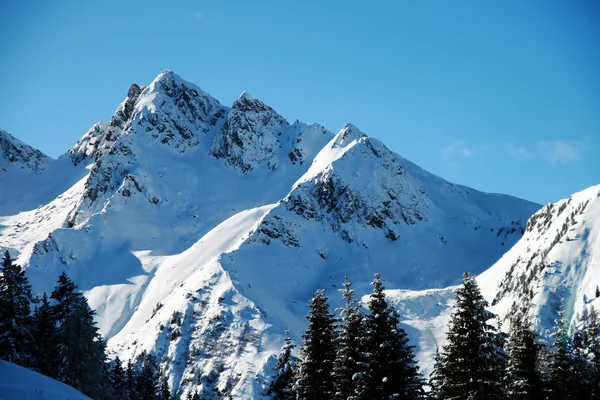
[[0, 128, 87, 215], [389, 185, 600, 376], [0, 70, 540, 398], [0, 360, 90, 400], [0, 128, 50, 173]]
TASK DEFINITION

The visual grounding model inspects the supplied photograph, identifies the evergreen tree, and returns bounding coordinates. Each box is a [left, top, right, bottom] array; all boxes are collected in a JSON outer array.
[[50, 271, 109, 398], [0, 250, 34, 366], [359, 273, 423, 400], [135, 351, 161, 400], [428, 347, 446, 400], [332, 277, 366, 400], [294, 288, 336, 400], [587, 306, 600, 399], [31, 292, 56, 376], [269, 328, 297, 400], [546, 311, 577, 400], [126, 359, 137, 399], [158, 373, 172, 400], [505, 313, 542, 400], [110, 356, 130, 400], [429, 272, 507, 400]]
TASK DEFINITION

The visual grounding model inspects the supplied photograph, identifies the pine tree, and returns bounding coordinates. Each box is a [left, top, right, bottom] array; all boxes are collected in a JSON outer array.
[[135, 351, 161, 400], [428, 347, 447, 400], [50, 271, 109, 398], [505, 313, 542, 400], [158, 373, 172, 400], [294, 288, 336, 400], [358, 273, 423, 400], [596, 286, 600, 298], [269, 328, 297, 400], [126, 359, 137, 399], [566, 305, 600, 400], [0, 250, 34, 367], [332, 276, 366, 400], [429, 272, 507, 400], [31, 292, 56, 376], [586, 305, 600, 399], [546, 311, 577, 400], [110, 356, 130, 400]]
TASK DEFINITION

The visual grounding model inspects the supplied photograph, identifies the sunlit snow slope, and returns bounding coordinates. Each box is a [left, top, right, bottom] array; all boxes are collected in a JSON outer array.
[[389, 185, 600, 377], [0, 70, 540, 398]]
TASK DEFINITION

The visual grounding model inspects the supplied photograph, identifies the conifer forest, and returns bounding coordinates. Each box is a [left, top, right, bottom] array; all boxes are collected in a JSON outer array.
[[1, 250, 598, 399]]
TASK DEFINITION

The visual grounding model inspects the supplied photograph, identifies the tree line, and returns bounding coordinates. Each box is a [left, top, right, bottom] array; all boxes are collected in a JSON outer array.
[[268, 273, 424, 400], [3, 248, 600, 399], [270, 272, 600, 400]]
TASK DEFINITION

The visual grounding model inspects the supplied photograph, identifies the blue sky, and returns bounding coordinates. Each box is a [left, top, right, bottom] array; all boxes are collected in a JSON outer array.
[[1, 0, 598, 204]]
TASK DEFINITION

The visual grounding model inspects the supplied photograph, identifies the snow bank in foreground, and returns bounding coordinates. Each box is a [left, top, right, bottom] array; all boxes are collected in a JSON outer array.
[[0, 360, 90, 400]]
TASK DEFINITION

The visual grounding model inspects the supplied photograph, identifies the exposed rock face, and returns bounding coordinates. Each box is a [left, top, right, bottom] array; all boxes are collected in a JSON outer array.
[[210, 92, 288, 173], [68, 84, 145, 166], [0, 129, 50, 173]]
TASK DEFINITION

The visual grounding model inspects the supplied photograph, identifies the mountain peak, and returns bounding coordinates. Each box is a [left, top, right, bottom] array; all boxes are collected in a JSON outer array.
[[238, 90, 254, 101], [232, 90, 271, 113], [333, 123, 367, 147], [154, 68, 180, 83]]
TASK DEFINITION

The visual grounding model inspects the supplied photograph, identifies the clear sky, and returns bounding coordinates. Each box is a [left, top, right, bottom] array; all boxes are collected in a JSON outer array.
[[1, 0, 598, 204]]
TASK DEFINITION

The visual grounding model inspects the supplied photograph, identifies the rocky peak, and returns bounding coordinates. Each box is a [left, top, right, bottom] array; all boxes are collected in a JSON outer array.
[[68, 83, 145, 165], [232, 91, 269, 113], [0, 129, 50, 173], [142, 70, 227, 137], [110, 83, 145, 130], [334, 123, 366, 144], [210, 92, 288, 173]]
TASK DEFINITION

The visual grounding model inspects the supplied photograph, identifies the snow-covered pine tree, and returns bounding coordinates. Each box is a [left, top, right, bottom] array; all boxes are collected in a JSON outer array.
[[572, 305, 598, 400], [294, 288, 336, 400], [359, 273, 424, 400], [332, 276, 366, 400], [158, 373, 172, 400], [0, 250, 34, 367], [50, 271, 109, 398], [268, 328, 297, 400], [586, 306, 600, 399], [505, 313, 542, 400], [430, 272, 507, 400], [546, 311, 577, 400], [31, 292, 56, 376], [428, 347, 447, 400]]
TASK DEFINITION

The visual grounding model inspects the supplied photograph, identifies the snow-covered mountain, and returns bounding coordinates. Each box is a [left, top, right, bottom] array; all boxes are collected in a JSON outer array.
[[0, 70, 541, 398], [389, 185, 600, 376]]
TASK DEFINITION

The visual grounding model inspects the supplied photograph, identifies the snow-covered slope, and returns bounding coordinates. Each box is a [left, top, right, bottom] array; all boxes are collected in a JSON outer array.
[[0, 70, 541, 398], [481, 185, 600, 332], [0, 360, 90, 400], [389, 185, 600, 377]]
